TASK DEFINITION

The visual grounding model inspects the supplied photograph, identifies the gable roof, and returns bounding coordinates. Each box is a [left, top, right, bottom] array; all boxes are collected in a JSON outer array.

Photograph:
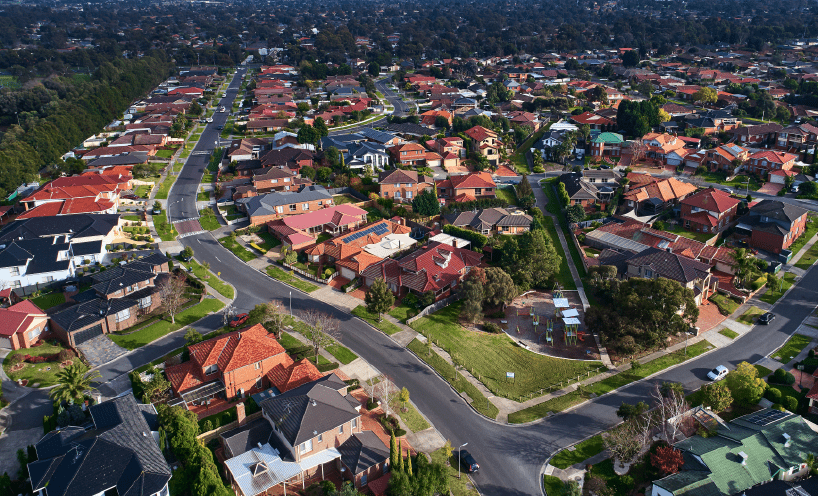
[[338, 431, 390, 475], [623, 177, 697, 203], [378, 169, 433, 185], [626, 247, 711, 284], [89, 253, 167, 296], [0, 300, 46, 337], [190, 324, 286, 375], [0, 214, 120, 243], [680, 188, 740, 213]]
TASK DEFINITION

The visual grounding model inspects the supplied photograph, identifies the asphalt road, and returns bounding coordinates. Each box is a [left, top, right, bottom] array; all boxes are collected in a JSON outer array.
[[327, 77, 408, 136], [153, 69, 818, 496]]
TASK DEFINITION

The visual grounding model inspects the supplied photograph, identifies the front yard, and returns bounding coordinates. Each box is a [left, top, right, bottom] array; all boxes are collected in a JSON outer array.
[[109, 298, 225, 350], [218, 236, 257, 262], [758, 272, 796, 305], [709, 293, 741, 316], [3, 341, 77, 387], [154, 174, 176, 200], [265, 265, 319, 293], [771, 333, 812, 363]]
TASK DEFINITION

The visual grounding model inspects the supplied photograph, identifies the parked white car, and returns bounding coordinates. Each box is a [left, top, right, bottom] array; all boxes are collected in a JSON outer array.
[[706, 365, 729, 381]]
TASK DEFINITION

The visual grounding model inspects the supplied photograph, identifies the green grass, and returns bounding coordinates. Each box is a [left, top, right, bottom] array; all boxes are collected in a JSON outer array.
[[154, 174, 176, 200], [430, 449, 480, 496], [586, 459, 638, 496], [541, 216, 577, 290], [795, 242, 818, 270], [265, 266, 319, 293], [788, 218, 818, 256], [155, 149, 175, 159], [122, 215, 142, 222], [197, 191, 210, 201], [550, 435, 604, 469], [133, 185, 152, 199], [495, 186, 518, 207], [410, 302, 601, 400], [256, 231, 281, 251], [219, 236, 258, 262], [109, 299, 225, 350], [543, 475, 566, 496], [738, 306, 765, 325], [152, 210, 177, 241], [388, 303, 415, 323], [201, 173, 214, 183], [662, 223, 716, 243], [755, 364, 773, 378], [407, 339, 499, 419], [325, 344, 358, 365], [759, 272, 796, 305], [188, 133, 202, 142], [180, 148, 191, 159], [397, 401, 431, 433], [771, 333, 812, 363], [509, 340, 713, 423], [3, 342, 74, 387], [719, 328, 739, 339], [352, 306, 403, 335], [198, 211, 221, 231], [331, 194, 357, 205], [698, 172, 761, 192], [315, 232, 333, 243], [540, 179, 587, 279], [510, 128, 546, 174], [30, 292, 66, 310], [709, 293, 741, 316], [183, 258, 234, 299]]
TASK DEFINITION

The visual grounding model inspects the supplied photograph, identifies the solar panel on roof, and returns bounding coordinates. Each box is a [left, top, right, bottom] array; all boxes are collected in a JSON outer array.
[[341, 223, 389, 243], [745, 409, 790, 426]]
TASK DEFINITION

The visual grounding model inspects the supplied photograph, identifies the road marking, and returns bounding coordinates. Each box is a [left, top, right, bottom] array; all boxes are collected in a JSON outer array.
[[215, 257, 221, 262], [172, 218, 196, 224], [179, 230, 207, 239]]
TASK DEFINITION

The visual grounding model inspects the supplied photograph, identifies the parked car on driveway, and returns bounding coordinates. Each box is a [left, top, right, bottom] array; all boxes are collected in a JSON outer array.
[[458, 449, 479, 473], [706, 365, 729, 381], [758, 312, 775, 325], [229, 313, 249, 328]]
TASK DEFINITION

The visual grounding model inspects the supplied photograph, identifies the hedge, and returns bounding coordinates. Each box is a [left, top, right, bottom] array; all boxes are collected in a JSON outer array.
[[442, 224, 488, 249]]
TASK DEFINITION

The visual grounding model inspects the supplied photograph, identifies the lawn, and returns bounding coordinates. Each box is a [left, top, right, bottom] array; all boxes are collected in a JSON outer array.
[[155, 149, 175, 159], [388, 303, 415, 323], [397, 401, 431, 433], [30, 292, 66, 310], [541, 216, 577, 290], [325, 344, 358, 365], [152, 210, 177, 241], [219, 236, 258, 262], [541, 179, 587, 279], [188, 133, 202, 143], [154, 174, 176, 200], [410, 302, 601, 400], [352, 306, 403, 335], [256, 231, 281, 251], [662, 224, 716, 243], [738, 306, 765, 325], [550, 435, 604, 469], [795, 242, 818, 270], [315, 232, 333, 243], [197, 191, 210, 202], [509, 340, 712, 423], [509, 128, 546, 174], [122, 214, 142, 222], [407, 339, 499, 419], [3, 342, 75, 387], [698, 172, 761, 192], [543, 475, 566, 496], [429, 449, 480, 496], [109, 299, 225, 350], [789, 218, 818, 257], [759, 272, 796, 305], [495, 186, 518, 207], [265, 266, 319, 293], [771, 333, 812, 363], [331, 194, 358, 205], [709, 293, 740, 316], [180, 148, 191, 159], [134, 185, 152, 198], [185, 258, 234, 299], [198, 211, 221, 231], [755, 364, 773, 378], [719, 328, 739, 340], [201, 173, 214, 183]]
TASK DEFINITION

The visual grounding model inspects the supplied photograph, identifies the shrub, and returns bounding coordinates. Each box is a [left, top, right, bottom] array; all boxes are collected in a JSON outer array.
[[202, 420, 213, 432], [764, 388, 782, 403], [782, 396, 799, 412], [8, 354, 23, 365], [653, 220, 666, 231], [366, 399, 378, 410], [483, 322, 502, 333], [771, 368, 796, 385], [772, 403, 785, 412], [57, 349, 75, 362]]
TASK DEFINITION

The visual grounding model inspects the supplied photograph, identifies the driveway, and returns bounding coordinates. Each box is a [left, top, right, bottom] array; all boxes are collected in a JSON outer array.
[[77, 335, 129, 368]]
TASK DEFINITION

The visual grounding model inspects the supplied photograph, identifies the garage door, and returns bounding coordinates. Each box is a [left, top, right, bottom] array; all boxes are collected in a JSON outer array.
[[341, 267, 356, 281], [0, 337, 11, 350], [73, 324, 103, 346]]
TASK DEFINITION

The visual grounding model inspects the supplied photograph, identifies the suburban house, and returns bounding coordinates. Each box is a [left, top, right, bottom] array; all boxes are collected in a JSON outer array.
[[558, 170, 621, 207], [259, 148, 316, 173], [703, 144, 750, 172], [50, 253, 168, 348], [252, 167, 312, 195], [0, 214, 119, 292], [775, 123, 818, 152], [228, 138, 271, 162], [0, 300, 49, 350], [221, 374, 390, 496], [345, 141, 390, 172], [737, 200, 809, 254], [27, 393, 171, 496], [378, 170, 434, 203], [267, 204, 369, 250], [165, 323, 323, 410], [304, 219, 414, 281], [569, 111, 615, 130], [623, 247, 715, 305], [684, 109, 740, 135], [641, 133, 687, 164], [808, 368, 818, 414], [18, 174, 130, 218], [361, 240, 483, 301], [589, 132, 624, 157], [729, 122, 783, 145], [435, 172, 496, 203], [359, 128, 405, 147], [650, 409, 816, 496], [534, 127, 585, 161], [623, 177, 697, 214], [746, 150, 798, 176], [679, 188, 741, 234], [387, 142, 427, 167], [444, 208, 533, 235], [464, 125, 502, 166], [237, 186, 334, 225]]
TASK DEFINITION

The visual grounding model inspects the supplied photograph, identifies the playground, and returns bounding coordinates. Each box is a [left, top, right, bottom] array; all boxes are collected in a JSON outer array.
[[495, 290, 600, 361]]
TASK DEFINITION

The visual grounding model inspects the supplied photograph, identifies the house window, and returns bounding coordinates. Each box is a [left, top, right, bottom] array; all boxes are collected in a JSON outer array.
[[28, 327, 42, 340], [406, 191, 413, 199], [254, 361, 261, 370], [45, 276, 54, 282], [11, 281, 21, 289], [284, 178, 290, 182], [289, 204, 297, 212], [127, 284, 137, 293], [10, 267, 19, 276], [318, 433, 323, 443], [139, 296, 152, 309], [255, 377, 263, 389], [302, 203, 309, 211], [300, 439, 313, 454], [644, 269, 653, 278], [339, 424, 344, 434], [361, 473, 368, 486], [352, 418, 357, 429], [116, 308, 131, 322], [205, 364, 218, 375], [394, 192, 401, 199], [276, 206, 284, 214]]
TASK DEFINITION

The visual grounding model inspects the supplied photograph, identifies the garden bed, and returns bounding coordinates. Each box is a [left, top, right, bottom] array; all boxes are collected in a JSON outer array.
[[3, 342, 75, 387]]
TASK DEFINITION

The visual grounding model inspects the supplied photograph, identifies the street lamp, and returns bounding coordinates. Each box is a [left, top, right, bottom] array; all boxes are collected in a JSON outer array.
[[458, 443, 468, 479], [289, 291, 292, 316]]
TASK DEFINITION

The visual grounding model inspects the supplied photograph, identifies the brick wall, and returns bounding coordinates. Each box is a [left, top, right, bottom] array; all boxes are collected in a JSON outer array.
[[293, 417, 362, 463], [249, 198, 332, 225], [223, 353, 288, 398], [379, 183, 433, 201]]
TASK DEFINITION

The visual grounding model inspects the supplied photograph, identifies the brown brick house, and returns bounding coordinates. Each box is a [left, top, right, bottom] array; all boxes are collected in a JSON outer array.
[[237, 185, 334, 225], [378, 170, 434, 203], [464, 125, 502, 165], [444, 208, 532, 235], [253, 167, 312, 193], [679, 188, 740, 234], [435, 172, 496, 203], [738, 200, 809, 254], [746, 150, 798, 177], [259, 148, 316, 174], [623, 247, 715, 305], [0, 300, 49, 350], [704, 144, 750, 173], [387, 142, 426, 167], [49, 253, 169, 348], [728, 123, 782, 146]]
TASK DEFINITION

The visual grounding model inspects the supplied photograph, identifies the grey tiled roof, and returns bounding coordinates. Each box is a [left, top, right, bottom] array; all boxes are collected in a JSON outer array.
[[237, 186, 332, 217], [626, 247, 711, 284], [338, 431, 389, 475], [444, 208, 532, 230], [0, 214, 119, 243]]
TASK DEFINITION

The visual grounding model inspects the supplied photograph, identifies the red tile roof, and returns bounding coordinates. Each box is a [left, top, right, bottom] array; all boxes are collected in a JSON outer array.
[[448, 172, 496, 190], [267, 357, 323, 392], [749, 150, 798, 165], [464, 125, 497, 143], [680, 187, 740, 213], [190, 324, 286, 374], [0, 301, 45, 337]]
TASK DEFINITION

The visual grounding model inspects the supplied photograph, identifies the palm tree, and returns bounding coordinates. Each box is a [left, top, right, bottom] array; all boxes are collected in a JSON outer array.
[[730, 248, 755, 289], [49, 364, 102, 405]]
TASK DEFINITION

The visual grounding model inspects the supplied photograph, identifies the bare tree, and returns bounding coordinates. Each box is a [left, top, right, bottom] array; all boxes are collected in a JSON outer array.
[[300, 310, 342, 360], [652, 383, 690, 443], [629, 139, 648, 164], [262, 300, 288, 337], [158, 273, 187, 324], [377, 376, 401, 417], [362, 373, 383, 404]]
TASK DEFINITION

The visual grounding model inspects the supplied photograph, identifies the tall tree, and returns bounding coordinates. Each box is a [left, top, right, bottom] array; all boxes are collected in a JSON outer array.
[[459, 268, 485, 323], [700, 382, 733, 412], [483, 267, 518, 307], [365, 278, 395, 322], [412, 188, 440, 217], [159, 273, 187, 324], [725, 361, 767, 406], [300, 310, 342, 360]]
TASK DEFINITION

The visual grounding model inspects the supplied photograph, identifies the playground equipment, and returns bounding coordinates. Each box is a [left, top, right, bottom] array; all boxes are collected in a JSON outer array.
[[563, 318, 580, 345]]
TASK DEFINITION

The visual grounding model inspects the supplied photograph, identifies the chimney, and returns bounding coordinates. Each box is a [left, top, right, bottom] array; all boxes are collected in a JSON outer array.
[[452, 238, 457, 248], [738, 451, 748, 466], [236, 402, 246, 426]]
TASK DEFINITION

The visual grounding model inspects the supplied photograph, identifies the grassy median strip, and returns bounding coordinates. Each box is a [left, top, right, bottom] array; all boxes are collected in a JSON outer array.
[[352, 306, 403, 335], [795, 241, 818, 270], [218, 236, 257, 262], [398, 402, 431, 433], [265, 265, 319, 293], [325, 344, 358, 365], [508, 340, 713, 423], [110, 299, 225, 350], [154, 174, 176, 200], [186, 259, 234, 299], [550, 435, 604, 469], [408, 339, 499, 419], [719, 328, 739, 340]]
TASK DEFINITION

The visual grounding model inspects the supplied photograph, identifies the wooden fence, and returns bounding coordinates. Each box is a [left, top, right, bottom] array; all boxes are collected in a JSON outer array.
[[282, 262, 337, 284], [406, 293, 461, 325]]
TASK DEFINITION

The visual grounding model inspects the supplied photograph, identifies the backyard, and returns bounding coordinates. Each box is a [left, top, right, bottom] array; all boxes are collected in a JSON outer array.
[[409, 302, 601, 401], [3, 341, 77, 387], [661, 223, 716, 243], [155, 149, 176, 159], [494, 185, 518, 207], [331, 194, 358, 205], [109, 298, 225, 350], [133, 185, 152, 199]]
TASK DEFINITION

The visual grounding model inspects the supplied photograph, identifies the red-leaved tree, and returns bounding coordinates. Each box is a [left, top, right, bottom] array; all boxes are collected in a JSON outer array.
[[651, 445, 684, 476]]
